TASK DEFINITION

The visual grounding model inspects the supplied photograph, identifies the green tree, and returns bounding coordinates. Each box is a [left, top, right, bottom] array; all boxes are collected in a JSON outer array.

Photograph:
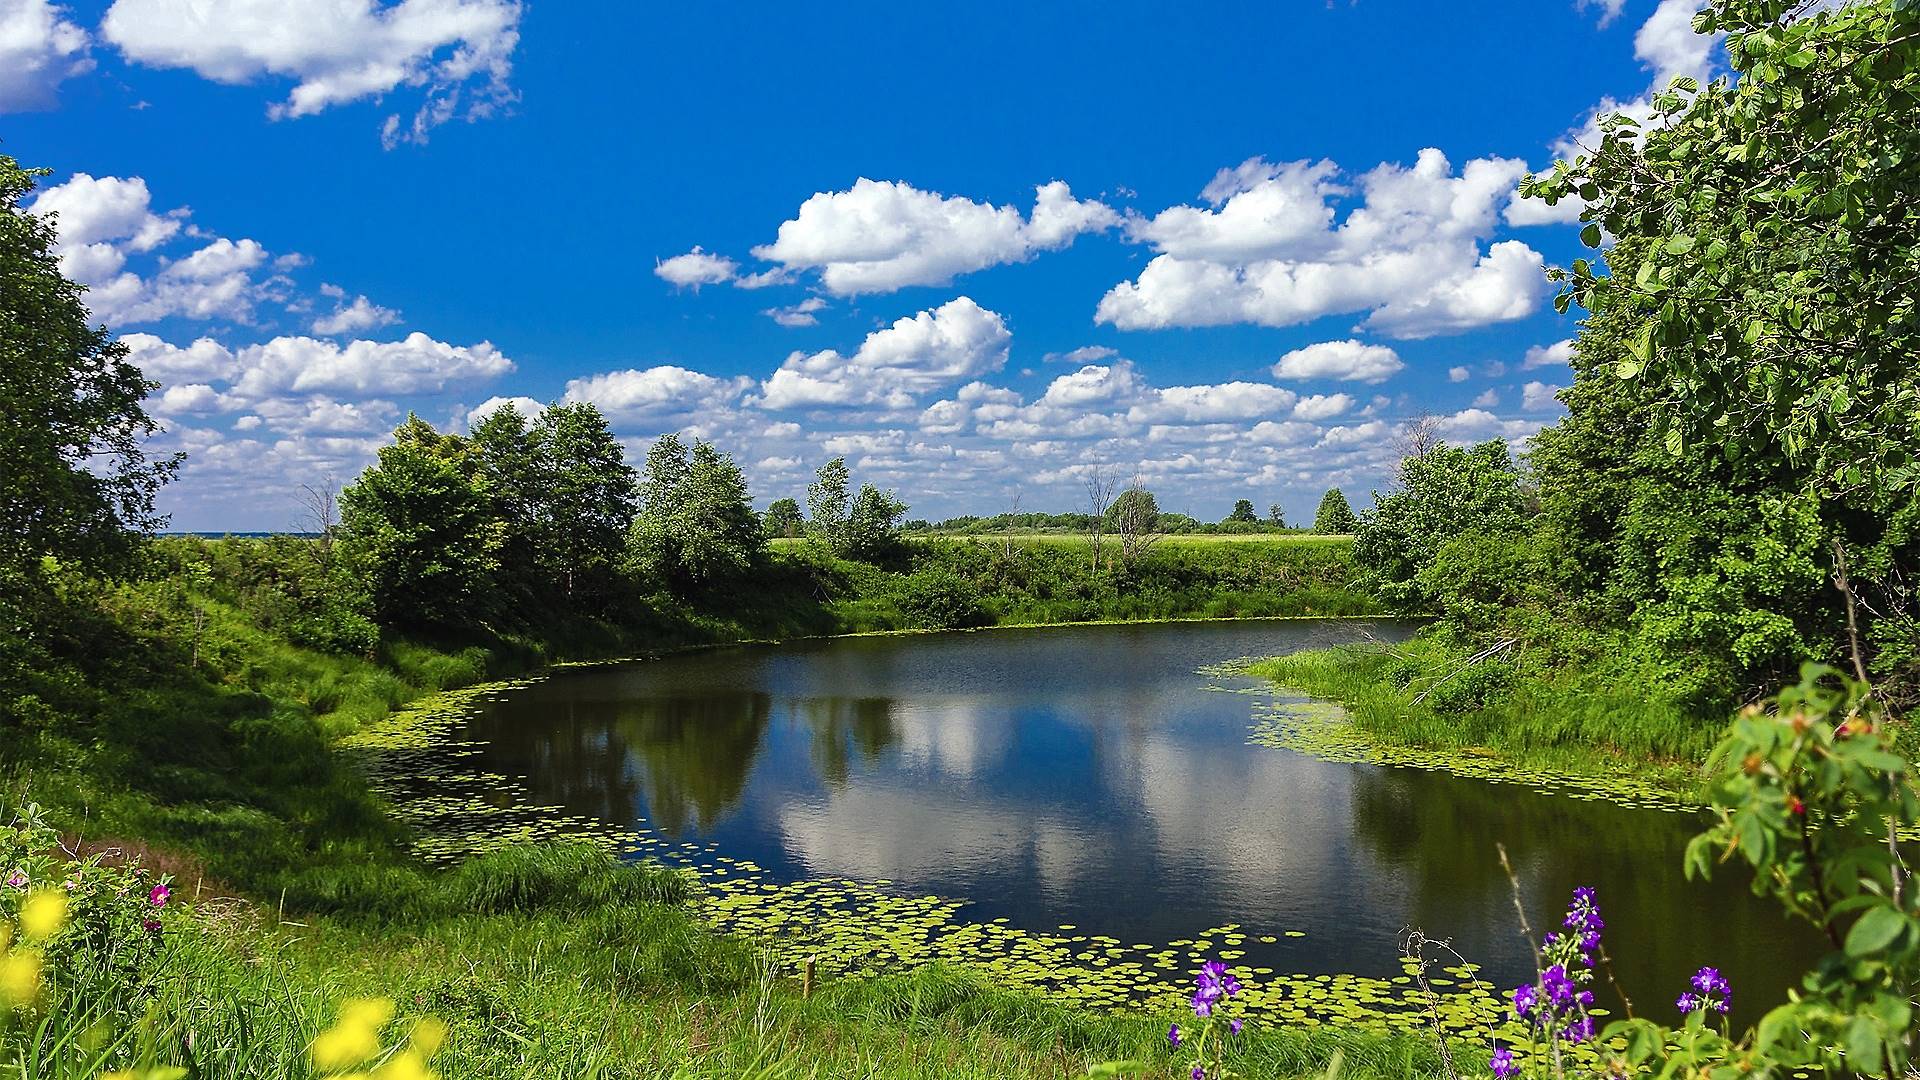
[[1313, 489, 1357, 534], [0, 156, 176, 579], [529, 403, 637, 601], [468, 401, 546, 605], [807, 458, 852, 552], [337, 416, 501, 630], [844, 484, 908, 562], [1527, 0, 1920, 498], [763, 497, 804, 539], [627, 434, 763, 590], [1352, 441, 1527, 608], [1267, 503, 1286, 528], [1225, 499, 1258, 524], [1105, 487, 1159, 531]]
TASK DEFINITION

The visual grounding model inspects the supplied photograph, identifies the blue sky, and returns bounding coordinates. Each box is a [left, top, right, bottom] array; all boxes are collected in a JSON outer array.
[[3, 0, 1718, 529]]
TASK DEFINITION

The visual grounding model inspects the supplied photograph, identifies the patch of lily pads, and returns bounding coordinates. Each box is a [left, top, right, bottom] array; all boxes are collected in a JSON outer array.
[[338, 668, 1631, 1046]]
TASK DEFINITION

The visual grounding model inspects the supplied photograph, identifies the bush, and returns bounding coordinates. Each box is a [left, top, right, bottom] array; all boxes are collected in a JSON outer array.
[[894, 567, 990, 630]]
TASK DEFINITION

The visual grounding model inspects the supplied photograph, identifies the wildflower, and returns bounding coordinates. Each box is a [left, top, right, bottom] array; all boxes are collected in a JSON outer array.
[[149, 883, 170, 908], [1564, 1015, 1595, 1043], [1168, 1023, 1180, 1047], [1229, 1019, 1243, 1036], [0, 950, 41, 1005], [311, 997, 396, 1070], [1191, 1069, 1206, 1080], [1677, 967, 1730, 1015], [409, 1016, 449, 1057], [1490, 1046, 1519, 1080], [3, 871, 23, 889], [1511, 983, 1538, 1020], [142, 918, 162, 934], [19, 889, 66, 940]]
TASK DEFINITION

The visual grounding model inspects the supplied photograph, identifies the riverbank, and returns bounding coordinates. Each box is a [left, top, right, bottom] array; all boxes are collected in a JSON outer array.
[[5, 535, 1442, 1078], [1246, 636, 1716, 804]]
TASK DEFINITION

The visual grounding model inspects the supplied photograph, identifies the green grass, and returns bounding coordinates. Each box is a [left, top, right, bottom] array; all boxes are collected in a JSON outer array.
[[1246, 637, 1716, 799], [80, 889, 1452, 1080]]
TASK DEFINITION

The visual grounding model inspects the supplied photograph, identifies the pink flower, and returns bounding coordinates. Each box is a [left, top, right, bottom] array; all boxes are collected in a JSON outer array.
[[4, 870, 24, 889], [142, 918, 161, 934], [149, 884, 170, 908]]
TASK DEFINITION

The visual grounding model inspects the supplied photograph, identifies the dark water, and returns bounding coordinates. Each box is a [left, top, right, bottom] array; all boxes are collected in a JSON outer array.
[[460, 619, 1819, 1021]]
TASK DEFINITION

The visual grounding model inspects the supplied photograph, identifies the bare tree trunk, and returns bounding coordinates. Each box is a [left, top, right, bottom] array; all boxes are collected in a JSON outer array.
[[1115, 474, 1162, 568], [297, 475, 340, 570], [1083, 467, 1117, 573]]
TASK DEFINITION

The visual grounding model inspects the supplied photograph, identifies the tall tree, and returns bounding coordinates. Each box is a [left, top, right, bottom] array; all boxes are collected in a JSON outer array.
[[1226, 499, 1258, 524], [763, 497, 804, 539], [530, 403, 637, 600], [1267, 503, 1286, 528], [0, 156, 176, 578], [807, 458, 852, 552], [1353, 441, 1527, 607], [628, 435, 763, 590], [1313, 489, 1358, 534], [844, 483, 908, 562], [469, 402, 546, 602], [337, 416, 501, 630]]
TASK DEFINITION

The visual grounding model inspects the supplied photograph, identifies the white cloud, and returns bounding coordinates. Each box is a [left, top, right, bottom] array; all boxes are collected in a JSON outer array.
[[165, 237, 267, 280], [764, 296, 828, 328], [1522, 380, 1566, 411], [1097, 150, 1543, 338], [750, 179, 1116, 295], [466, 395, 542, 428], [1472, 388, 1499, 408], [1272, 340, 1404, 384], [564, 365, 750, 426], [100, 0, 523, 145], [756, 296, 1011, 409], [1040, 361, 1142, 408], [1128, 382, 1297, 424], [1447, 366, 1470, 382], [1042, 345, 1118, 365], [1292, 393, 1354, 421], [1636, 0, 1715, 86], [132, 332, 512, 401], [29, 173, 180, 251], [1523, 338, 1575, 368], [655, 246, 738, 289], [0, 0, 91, 111], [1579, 0, 1627, 26], [313, 293, 402, 335]]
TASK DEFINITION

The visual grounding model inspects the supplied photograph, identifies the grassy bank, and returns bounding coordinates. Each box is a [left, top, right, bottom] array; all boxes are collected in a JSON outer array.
[[2, 532, 1414, 1078], [1246, 636, 1714, 800]]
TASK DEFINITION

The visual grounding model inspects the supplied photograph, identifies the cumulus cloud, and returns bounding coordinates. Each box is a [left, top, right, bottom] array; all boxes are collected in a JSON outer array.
[[313, 293, 402, 335], [466, 395, 543, 428], [1097, 150, 1544, 338], [655, 246, 738, 289], [764, 296, 828, 328], [126, 331, 513, 401], [1272, 340, 1404, 384], [1042, 345, 1118, 365], [1292, 393, 1354, 421], [1550, 0, 1723, 160], [564, 365, 751, 426], [748, 179, 1117, 295], [29, 173, 181, 252], [1448, 366, 1470, 382], [1523, 338, 1575, 369], [100, 0, 523, 145], [0, 0, 92, 111], [756, 296, 1011, 409], [1522, 380, 1566, 411]]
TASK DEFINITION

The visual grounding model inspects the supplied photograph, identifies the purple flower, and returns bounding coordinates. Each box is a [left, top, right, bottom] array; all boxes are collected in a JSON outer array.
[[1690, 967, 1729, 996], [1511, 983, 1538, 1020], [1676, 992, 1699, 1012], [1229, 1019, 1243, 1036], [1168, 1023, 1180, 1047], [1191, 1070, 1206, 1080], [1677, 967, 1730, 1015], [4, 870, 24, 890], [1564, 1016, 1594, 1043], [149, 884, 170, 908], [1490, 1047, 1519, 1080], [142, 917, 161, 934]]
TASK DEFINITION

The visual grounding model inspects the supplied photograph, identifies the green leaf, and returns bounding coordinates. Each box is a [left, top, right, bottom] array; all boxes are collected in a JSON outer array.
[[1580, 223, 1602, 247], [1843, 905, 1908, 956], [1667, 234, 1697, 254]]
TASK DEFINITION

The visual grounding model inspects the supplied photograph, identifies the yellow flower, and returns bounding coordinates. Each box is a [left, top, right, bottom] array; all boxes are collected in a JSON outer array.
[[372, 1051, 437, 1080], [19, 890, 66, 940], [310, 1022, 381, 1071], [1, 950, 42, 1005], [408, 1016, 448, 1058]]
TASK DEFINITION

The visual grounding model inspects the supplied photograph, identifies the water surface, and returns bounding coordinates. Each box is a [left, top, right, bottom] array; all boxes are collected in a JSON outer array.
[[460, 619, 1817, 1022]]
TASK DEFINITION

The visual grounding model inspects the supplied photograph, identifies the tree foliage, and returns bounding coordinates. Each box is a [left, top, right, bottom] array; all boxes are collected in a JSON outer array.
[[1352, 441, 1527, 608], [1225, 499, 1258, 524], [0, 156, 176, 579], [627, 434, 764, 591], [1312, 489, 1356, 534], [1529, 0, 1920, 498], [529, 403, 637, 601], [762, 498, 803, 539]]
